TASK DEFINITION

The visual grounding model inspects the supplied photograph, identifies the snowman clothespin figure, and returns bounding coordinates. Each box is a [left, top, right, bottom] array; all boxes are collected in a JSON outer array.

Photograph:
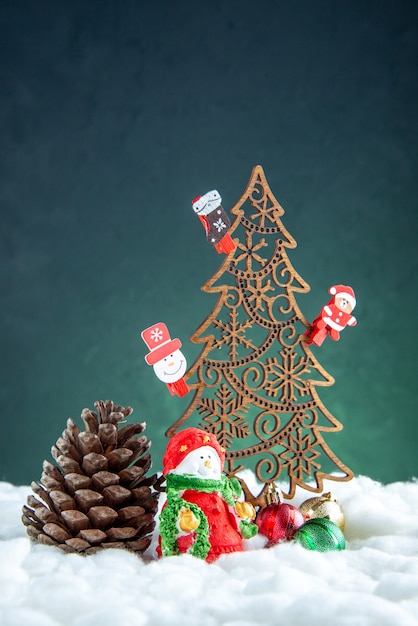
[[192, 189, 236, 254], [141, 322, 190, 397], [158, 427, 258, 562], [305, 285, 357, 347]]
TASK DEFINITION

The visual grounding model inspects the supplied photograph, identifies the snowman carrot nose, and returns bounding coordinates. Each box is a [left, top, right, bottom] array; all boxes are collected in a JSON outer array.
[[204, 459, 212, 468]]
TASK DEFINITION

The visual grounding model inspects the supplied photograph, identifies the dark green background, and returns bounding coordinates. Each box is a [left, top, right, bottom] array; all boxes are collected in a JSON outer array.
[[1, 0, 417, 486]]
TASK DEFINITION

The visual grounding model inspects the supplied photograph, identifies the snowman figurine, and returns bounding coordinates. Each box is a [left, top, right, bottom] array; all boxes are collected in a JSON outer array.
[[192, 189, 236, 254], [141, 322, 189, 397], [158, 427, 258, 562]]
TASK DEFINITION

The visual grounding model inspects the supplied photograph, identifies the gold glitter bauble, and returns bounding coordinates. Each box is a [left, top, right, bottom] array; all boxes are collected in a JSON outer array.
[[299, 492, 345, 530]]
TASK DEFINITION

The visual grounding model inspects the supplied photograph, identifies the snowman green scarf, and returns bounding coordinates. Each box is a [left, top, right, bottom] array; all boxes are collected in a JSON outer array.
[[159, 473, 257, 559]]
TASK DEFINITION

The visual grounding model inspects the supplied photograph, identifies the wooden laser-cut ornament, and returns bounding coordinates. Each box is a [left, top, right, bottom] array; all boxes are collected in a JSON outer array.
[[166, 165, 353, 499]]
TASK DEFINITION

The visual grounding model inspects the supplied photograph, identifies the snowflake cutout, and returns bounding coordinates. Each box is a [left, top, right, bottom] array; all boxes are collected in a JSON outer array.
[[150, 327, 164, 342], [232, 231, 268, 272], [264, 347, 311, 400], [211, 309, 256, 360], [250, 191, 281, 229], [245, 277, 274, 312], [214, 218, 227, 232], [198, 384, 250, 450], [279, 428, 321, 479]]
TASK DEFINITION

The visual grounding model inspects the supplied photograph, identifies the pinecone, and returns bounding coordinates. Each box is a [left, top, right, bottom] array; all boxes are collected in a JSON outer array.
[[22, 400, 159, 555]]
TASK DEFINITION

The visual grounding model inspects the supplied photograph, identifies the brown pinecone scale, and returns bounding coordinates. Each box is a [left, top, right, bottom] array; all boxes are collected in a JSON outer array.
[[22, 400, 159, 555]]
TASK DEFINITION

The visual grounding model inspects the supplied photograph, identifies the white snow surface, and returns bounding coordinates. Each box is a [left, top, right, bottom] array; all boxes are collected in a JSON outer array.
[[1, 473, 418, 626]]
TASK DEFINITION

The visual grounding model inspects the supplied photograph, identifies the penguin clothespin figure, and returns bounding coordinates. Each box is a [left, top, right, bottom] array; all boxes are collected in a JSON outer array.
[[141, 322, 189, 397], [192, 189, 236, 254]]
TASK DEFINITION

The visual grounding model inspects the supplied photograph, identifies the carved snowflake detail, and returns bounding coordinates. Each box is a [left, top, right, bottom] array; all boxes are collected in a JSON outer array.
[[198, 384, 250, 450], [250, 191, 280, 229], [245, 277, 274, 312], [232, 231, 268, 271], [265, 347, 311, 400], [212, 309, 256, 360], [279, 429, 321, 479]]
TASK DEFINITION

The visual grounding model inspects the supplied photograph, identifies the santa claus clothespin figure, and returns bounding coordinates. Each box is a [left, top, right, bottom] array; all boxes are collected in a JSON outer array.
[[157, 427, 258, 562], [141, 322, 190, 397], [305, 285, 357, 347], [192, 189, 236, 254]]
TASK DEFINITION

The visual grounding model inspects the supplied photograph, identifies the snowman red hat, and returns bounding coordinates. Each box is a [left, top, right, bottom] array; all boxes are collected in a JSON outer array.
[[163, 427, 225, 476], [329, 285, 356, 309], [141, 322, 182, 365]]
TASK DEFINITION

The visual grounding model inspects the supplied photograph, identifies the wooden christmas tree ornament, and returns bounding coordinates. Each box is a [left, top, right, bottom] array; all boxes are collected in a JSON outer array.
[[22, 400, 159, 555], [166, 165, 353, 499]]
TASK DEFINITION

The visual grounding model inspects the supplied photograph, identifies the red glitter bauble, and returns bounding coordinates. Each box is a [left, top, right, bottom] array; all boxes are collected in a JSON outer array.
[[256, 503, 305, 546]]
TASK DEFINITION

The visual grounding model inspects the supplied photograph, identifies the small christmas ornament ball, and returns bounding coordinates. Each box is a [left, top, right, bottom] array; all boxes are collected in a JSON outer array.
[[294, 517, 346, 552], [298, 492, 345, 530], [256, 502, 305, 546]]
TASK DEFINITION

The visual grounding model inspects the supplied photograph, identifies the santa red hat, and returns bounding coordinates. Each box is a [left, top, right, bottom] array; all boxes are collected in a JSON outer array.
[[163, 427, 225, 476], [329, 285, 356, 309], [141, 322, 182, 365]]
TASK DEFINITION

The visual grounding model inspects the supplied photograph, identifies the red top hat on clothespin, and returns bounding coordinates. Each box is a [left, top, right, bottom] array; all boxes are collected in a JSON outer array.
[[141, 322, 182, 365]]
